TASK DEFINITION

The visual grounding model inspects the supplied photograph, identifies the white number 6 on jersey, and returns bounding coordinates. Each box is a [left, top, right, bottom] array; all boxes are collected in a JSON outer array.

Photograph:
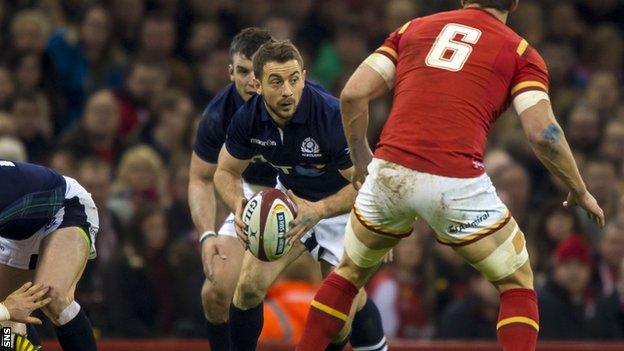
[[425, 23, 482, 72]]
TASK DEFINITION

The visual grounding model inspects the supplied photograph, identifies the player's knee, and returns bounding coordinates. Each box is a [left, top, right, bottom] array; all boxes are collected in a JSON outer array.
[[235, 279, 267, 309], [40, 287, 74, 324], [201, 282, 232, 323], [494, 261, 534, 291]]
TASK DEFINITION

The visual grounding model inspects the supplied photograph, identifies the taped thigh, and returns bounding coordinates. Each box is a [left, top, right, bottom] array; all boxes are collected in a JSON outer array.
[[471, 225, 528, 282], [344, 219, 392, 268]]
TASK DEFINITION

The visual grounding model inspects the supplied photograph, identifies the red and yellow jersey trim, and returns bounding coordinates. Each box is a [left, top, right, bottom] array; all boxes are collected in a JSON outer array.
[[516, 39, 529, 56], [374, 46, 398, 64], [353, 206, 412, 238], [497, 316, 539, 331]]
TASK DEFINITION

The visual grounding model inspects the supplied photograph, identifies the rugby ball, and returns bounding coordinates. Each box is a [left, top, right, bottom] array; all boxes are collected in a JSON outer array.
[[242, 189, 297, 261]]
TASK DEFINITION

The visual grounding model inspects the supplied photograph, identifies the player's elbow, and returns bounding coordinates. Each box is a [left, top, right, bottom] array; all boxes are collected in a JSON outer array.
[[340, 85, 366, 105]]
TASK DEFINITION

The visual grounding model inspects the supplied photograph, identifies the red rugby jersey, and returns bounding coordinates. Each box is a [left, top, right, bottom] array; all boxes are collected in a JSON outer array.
[[374, 7, 549, 178]]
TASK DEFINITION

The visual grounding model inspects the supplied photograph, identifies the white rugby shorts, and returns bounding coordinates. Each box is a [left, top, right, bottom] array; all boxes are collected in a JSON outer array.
[[354, 158, 510, 246], [0, 177, 99, 270]]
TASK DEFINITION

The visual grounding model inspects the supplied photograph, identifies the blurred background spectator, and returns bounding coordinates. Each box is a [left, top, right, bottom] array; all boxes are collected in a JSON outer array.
[[0, 0, 619, 341]]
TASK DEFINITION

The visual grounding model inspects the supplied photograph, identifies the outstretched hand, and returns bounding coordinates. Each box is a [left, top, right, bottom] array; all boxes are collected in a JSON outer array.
[[3, 282, 51, 324], [563, 191, 605, 228]]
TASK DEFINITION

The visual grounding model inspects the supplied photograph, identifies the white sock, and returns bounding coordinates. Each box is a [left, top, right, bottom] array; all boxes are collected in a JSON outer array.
[[56, 301, 80, 326]]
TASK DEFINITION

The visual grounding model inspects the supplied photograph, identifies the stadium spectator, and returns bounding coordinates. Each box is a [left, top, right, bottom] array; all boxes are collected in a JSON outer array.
[[48, 147, 79, 179], [103, 206, 174, 337], [138, 14, 192, 90], [598, 120, 624, 167], [46, 4, 126, 128], [110, 0, 145, 53], [142, 89, 194, 164], [108, 144, 169, 225], [566, 104, 602, 155], [582, 159, 620, 232], [10, 91, 52, 162], [113, 60, 168, 138], [592, 257, 624, 339], [191, 48, 230, 106], [595, 220, 624, 297], [186, 20, 223, 62], [59, 89, 123, 164], [538, 235, 598, 340]]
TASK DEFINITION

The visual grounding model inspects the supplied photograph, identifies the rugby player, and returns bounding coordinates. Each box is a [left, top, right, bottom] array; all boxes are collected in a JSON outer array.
[[214, 40, 387, 351], [0, 160, 99, 350], [296, 1, 605, 350], [188, 27, 276, 351]]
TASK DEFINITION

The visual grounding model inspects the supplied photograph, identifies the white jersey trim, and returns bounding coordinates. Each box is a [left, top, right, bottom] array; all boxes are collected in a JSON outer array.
[[363, 53, 396, 89], [513, 90, 550, 115]]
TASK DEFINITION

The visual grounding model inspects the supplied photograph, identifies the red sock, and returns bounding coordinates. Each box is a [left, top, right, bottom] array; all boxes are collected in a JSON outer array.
[[497, 288, 539, 351], [296, 272, 359, 351]]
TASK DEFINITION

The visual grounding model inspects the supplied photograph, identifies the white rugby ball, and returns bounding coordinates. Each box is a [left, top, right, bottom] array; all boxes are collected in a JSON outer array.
[[242, 189, 297, 261]]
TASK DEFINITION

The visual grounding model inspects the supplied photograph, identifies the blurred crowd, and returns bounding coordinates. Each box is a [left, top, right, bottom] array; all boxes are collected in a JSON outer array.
[[0, 0, 622, 342]]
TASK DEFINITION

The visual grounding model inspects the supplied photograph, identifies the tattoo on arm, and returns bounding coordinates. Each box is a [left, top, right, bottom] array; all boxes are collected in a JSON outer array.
[[542, 123, 561, 143]]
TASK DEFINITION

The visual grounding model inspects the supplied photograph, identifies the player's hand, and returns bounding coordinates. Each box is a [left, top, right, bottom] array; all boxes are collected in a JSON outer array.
[[563, 190, 605, 227], [286, 190, 324, 245], [349, 144, 373, 190], [351, 166, 368, 191], [3, 282, 51, 324], [383, 249, 394, 263], [234, 197, 249, 247], [201, 237, 227, 282]]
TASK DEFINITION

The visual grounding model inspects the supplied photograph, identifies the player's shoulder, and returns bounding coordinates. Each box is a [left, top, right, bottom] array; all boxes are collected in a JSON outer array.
[[201, 83, 242, 121]]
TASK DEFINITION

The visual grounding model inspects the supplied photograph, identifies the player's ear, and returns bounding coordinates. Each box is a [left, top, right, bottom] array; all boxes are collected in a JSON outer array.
[[228, 64, 234, 81], [253, 76, 262, 93], [302, 69, 307, 82]]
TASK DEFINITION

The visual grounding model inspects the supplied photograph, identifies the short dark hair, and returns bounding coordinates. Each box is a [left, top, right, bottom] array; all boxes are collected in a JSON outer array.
[[230, 27, 273, 59], [253, 40, 304, 80], [464, 0, 514, 12]]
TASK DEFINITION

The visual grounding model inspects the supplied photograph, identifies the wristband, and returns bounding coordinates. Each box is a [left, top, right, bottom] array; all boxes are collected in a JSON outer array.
[[199, 231, 218, 245], [0, 302, 10, 322]]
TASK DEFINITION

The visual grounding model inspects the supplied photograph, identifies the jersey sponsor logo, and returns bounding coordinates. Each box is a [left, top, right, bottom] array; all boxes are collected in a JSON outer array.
[[448, 211, 490, 234], [472, 160, 485, 170], [301, 137, 322, 157], [250, 138, 277, 147]]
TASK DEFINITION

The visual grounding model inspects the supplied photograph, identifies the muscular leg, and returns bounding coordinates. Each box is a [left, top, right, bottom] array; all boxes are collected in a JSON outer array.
[[34, 227, 96, 351], [297, 214, 399, 351], [453, 218, 538, 351], [201, 236, 245, 351], [230, 243, 307, 351]]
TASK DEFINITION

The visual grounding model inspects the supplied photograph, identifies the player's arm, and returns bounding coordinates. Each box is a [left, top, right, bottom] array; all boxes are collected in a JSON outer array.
[[188, 152, 219, 239], [214, 146, 252, 243], [518, 99, 605, 227], [286, 167, 357, 243], [341, 55, 394, 189]]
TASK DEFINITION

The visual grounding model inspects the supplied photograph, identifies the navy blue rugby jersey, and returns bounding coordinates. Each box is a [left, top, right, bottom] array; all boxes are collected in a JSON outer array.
[[225, 83, 352, 201], [0, 161, 66, 240], [193, 83, 277, 187]]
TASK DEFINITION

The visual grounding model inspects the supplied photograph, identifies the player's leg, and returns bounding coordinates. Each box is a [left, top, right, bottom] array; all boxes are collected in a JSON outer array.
[[297, 214, 400, 351], [452, 218, 537, 351], [201, 215, 246, 351], [316, 217, 387, 351], [230, 243, 308, 351], [34, 226, 96, 351]]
